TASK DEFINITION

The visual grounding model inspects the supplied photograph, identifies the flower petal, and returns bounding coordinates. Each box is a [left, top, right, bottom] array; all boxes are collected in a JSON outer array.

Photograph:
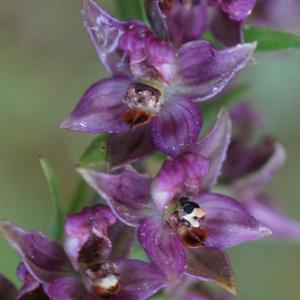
[[108, 125, 156, 169], [174, 41, 256, 102], [44, 276, 92, 300], [78, 167, 153, 226], [61, 77, 130, 134], [196, 108, 232, 191], [185, 248, 236, 294], [211, 10, 243, 46], [151, 153, 210, 211], [108, 221, 136, 260], [146, 0, 207, 47], [0, 274, 17, 300], [81, 0, 130, 75], [151, 96, 202, 158], [115, 259, 168, 300], [193, 193, 272, 248], [246, 197, 300, 241], [64, 205, 116, 267], [16, 263, 46, 300], [145, 0, 169, 41], [138, 216, 185, 282], [0, 221, 72, 283], [233, 142, 286, 199], [219, 0, 257, 21]]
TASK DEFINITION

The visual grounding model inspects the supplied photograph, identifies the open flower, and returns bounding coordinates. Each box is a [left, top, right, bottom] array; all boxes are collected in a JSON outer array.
[[0, 204, 167, 300], [79, 109, 271, 293], [61, 0, 256, 166], [222, 102, 300, 241]]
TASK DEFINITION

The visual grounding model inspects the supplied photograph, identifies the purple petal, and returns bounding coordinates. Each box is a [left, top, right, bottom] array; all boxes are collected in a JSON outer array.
[[0, 221, 72, 283], [16, 263, 43, 300], [144, 0, 169, 41], [151, 153, 210, 211], [151, 97, 202, 158], [108, 125, 156, 169], [81, 0, 130, 75], [78, 167, 153, 226], [115, 259, 168, 300], [211, 10, 243, 46], [119, 24, 176, 83], [108, 221, 136, 260], [246, 197, 300, 241], [138, 216, 185, 282], [0, 274, 17, 300], [185, 248, 236, 294], [64, 205, 116, 267], [146, 0, 207, 47], [233, 142, 286, 199], [196, 108, 232, 191], [219, 0, 257, 21], [193, 193, 272, 248], [44, 276, 92, 300], [174, 41, 256, 101], [61, 77, 130, 133]]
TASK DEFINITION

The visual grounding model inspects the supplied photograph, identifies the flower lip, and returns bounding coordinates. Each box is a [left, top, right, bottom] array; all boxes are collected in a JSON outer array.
[[86, 262, 121, 297], [123, 82, 162, 113]]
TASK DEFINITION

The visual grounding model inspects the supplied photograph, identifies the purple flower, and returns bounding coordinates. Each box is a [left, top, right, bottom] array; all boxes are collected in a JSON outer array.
[[222, 102, 300, 241], [0, 204, 167, 300], [209, 0, 257, 46], [61, 0, 255, 166], [79, 109, 271, 293], [250, 0, 300, 33]]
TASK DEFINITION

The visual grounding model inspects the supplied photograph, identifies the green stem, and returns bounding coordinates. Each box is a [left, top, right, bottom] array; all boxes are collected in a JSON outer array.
[[68, 178, 89, 214], [113, 0, 146, 21]]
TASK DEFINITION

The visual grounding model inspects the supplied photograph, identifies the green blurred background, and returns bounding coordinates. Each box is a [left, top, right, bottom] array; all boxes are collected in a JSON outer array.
[[0, 1, 300, 299]]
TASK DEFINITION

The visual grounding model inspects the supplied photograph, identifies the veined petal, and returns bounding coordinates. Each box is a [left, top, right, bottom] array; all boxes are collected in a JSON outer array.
[[219, 0, 257, 21], [193, 193, 272, 248], [0, 221, 73, 283], [138, 216, 185, 282], [151, 153, 210, 211], [61, 77, 130, 134], [146, 0, 207, 47], [78, 167, 153, 226], [185, 248, 236, 294], [246, 197, 300, 241], [81, 0, 130, 75], [233, 142, 286, 199], [0, 274, 17, 300], [108, 125, 156, 169], [151, 96, 202, 158], [64, 205, 116, 267], [108, 221, 136, 260], [44, 276, 92, 300], [174, 41, 256, 102], [115, 259, 168, 300], [196, 108, 232, 191]]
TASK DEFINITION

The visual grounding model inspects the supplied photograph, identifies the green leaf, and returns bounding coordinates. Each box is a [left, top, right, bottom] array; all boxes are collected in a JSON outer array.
[[68, 178, 89, 214], [244, 26, 300, 51], [113, 0, 145, 21], [202, 84, 249, 132], [39, 157, 64, 241], [78, 135, 108, 167]]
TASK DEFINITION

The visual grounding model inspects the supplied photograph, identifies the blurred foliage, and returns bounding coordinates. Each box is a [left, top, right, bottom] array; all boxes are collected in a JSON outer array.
[[244, 25, 300, 51]]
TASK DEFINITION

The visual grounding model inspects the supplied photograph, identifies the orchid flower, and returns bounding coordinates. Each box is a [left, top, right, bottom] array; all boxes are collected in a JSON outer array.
[[61, 0, 256, 167], [0, 205, 167, 300], [79, 109, 271, 293], [221, 102, 300, 241]]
